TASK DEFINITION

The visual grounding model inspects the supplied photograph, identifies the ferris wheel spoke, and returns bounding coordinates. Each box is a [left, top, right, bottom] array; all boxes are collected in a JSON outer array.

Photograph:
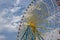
[[16, 0, 56, 40]]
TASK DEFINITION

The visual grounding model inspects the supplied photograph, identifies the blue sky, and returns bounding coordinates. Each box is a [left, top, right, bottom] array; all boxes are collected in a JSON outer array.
[[0, 0, 32, 40], [0, 0, 60, 40]]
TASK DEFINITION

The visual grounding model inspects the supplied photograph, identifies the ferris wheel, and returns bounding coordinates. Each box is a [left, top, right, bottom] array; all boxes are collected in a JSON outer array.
[[16, 0, 57, 40]]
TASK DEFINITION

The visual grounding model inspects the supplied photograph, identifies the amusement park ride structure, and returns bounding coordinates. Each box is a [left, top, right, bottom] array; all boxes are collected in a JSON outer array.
[[16, 0, 60, 40]]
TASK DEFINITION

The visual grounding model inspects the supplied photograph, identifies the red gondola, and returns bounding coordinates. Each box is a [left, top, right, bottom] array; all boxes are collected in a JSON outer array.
[[56, 0, 60, 6], [57, 39, 60, 40], [59, 31, 60, 34]]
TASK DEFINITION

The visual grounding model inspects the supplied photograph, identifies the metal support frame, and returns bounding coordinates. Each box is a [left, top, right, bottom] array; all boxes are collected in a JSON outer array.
[[20, 25, 44, 40]]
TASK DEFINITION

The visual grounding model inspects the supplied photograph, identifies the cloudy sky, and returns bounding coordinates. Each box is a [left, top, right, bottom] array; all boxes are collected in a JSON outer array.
[[0, 0, 60, 40], [0, 0, 32, 40]]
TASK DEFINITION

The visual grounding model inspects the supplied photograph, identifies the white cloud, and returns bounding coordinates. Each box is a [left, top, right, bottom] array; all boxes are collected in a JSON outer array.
[[11, 16, 22, 23], [57, 21, 60, 23], [0, 7, 22, 32], [10, 7, 21, 13], [0, 14, 23, 32], [0, 9, 8, 16], [0, 35, 6, 40], [0, 16, 21, 32], [0, 0, 23, 32], [6, 16, 22, 32], [5, 23, 18, 32], [14, 0, 20, 6], [0, 9, 9, 23]]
